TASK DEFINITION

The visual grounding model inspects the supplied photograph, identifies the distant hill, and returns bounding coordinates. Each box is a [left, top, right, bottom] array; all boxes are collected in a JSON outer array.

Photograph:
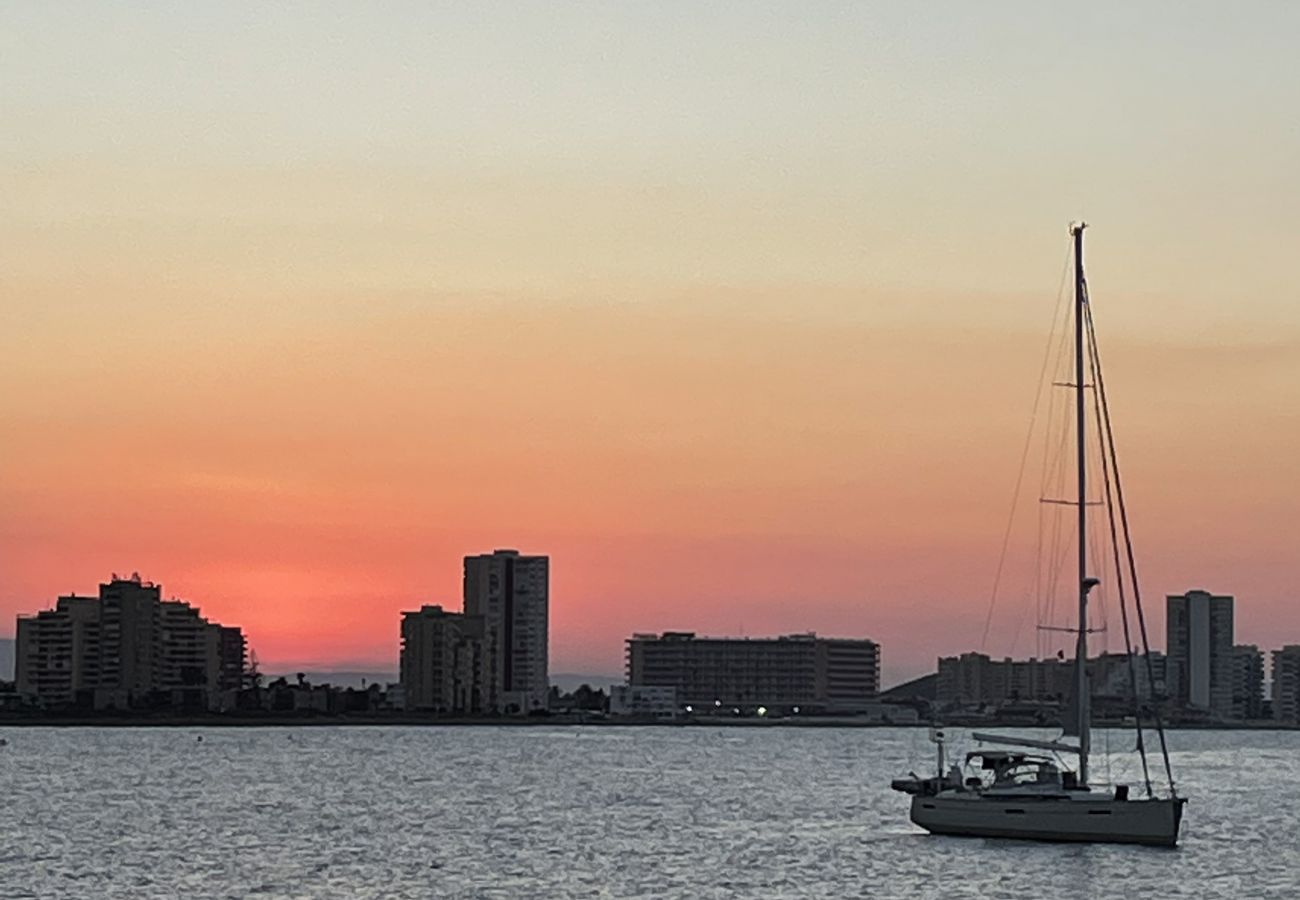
[[264, 670, 396, 689], [0, 658, 624, 691], [880, 672, 937, 701], [0, 650, 397, 689], [551, 672, 622, 693], [0, 656, 624, 691], [250, 670, 621, 691]]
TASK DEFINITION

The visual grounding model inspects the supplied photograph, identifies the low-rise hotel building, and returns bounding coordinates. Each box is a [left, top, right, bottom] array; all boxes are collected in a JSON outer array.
[[936, 651, 1166, 709], [624, 631, 880, 713], [609, 684, 678, 718]]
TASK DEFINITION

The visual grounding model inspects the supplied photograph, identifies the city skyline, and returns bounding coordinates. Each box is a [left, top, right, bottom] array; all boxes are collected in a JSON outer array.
[[3, 5, 1300, 686], [14, 566, 1298, 723], [10, 565, 1298, 696]]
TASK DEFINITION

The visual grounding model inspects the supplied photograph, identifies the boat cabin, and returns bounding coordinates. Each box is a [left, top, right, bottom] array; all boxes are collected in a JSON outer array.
[[965, 751, 1079, 792]]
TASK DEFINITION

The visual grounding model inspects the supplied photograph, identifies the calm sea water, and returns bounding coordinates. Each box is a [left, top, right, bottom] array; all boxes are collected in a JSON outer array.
[[1, 725, 1296, 899]]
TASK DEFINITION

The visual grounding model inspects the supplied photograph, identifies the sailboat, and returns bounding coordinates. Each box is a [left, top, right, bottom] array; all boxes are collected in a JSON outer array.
[[891, 224, 1186, 846]]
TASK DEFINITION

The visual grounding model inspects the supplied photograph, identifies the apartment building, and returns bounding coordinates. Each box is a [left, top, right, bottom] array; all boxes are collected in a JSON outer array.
[[625, 631, 880, 712], [15, 574, 245, 710]]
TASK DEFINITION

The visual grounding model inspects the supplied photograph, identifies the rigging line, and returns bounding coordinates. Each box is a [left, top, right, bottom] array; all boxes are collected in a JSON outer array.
[[1007, 587, 1031, 657], [1035, 486, 1045, 659], [1089, 500, 1111, 644], [1038, 307, 1075, 650], [1043, 297, 1078, 643], [1086, 301, 1153, 798], [1087, 512, 1107, 630], [1042, 395, 1075, 634], [1014, 520, 1068, 656], [1104, 716, 1112, 786], [979, 247, 1073, 652], [1036, 379, 1059, 656], [1042, 311, 1076, 490], [1042, 516, 1076, 643], [1085, 288, 1176, 796], [1040, 399, 1065, 636]]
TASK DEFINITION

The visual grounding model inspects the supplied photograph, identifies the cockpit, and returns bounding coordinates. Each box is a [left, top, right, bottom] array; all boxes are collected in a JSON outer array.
[[994, 760, 1062, 788], [965, 750, 1079, 793]]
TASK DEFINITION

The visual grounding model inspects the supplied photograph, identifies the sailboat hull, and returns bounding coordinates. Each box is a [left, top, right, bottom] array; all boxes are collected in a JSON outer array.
[[911, 793, 1185, 847]]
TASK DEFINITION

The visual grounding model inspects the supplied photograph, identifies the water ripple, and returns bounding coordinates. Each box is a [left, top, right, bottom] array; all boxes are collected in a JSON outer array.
[[0, 726, 1297, 898]]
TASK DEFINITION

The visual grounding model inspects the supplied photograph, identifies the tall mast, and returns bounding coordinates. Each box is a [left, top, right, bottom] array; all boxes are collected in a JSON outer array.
[[1072, 222, 1091, 786]]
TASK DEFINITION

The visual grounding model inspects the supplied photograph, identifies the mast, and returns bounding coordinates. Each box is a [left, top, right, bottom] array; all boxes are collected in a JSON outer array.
[[1072, 222, 1091, 786]]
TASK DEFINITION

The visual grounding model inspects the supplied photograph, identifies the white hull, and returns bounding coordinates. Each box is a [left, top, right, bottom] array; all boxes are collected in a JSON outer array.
[[911, 793, 1185, 847]]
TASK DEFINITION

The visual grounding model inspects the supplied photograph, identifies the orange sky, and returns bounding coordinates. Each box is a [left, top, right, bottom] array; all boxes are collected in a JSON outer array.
[[2, 6, 1298, 684]]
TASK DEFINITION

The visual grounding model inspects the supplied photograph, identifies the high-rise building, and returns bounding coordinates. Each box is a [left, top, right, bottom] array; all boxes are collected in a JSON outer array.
[[98, 575, 162, 704], [1165, 589, 1234, 716], [158, 599, 247, 710], [1272, 646, 1300, 724], [15, 574, 245, 711], [1231, 644, 1265, 720], [400, 604, 485, 713], [215, 626, 247, 693], [160, 600, 212, 704], [14, 595, 100, 706], [463, 550, 549, 713], [625, 632, 879, 712]]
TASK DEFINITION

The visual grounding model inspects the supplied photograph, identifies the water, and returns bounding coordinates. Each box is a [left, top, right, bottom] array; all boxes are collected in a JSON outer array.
[[1, 725, 1296, 899]]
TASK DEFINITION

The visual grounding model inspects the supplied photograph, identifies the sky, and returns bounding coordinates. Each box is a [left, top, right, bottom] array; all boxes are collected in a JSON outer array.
[[2, 3, 1298, 686]]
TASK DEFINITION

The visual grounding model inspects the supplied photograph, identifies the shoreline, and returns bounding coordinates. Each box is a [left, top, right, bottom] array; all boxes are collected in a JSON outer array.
[[2, 714, 1296, 730]]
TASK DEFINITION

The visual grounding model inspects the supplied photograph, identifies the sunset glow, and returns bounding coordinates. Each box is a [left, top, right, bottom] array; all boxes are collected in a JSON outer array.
[[3, 4, 1298, 684]]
